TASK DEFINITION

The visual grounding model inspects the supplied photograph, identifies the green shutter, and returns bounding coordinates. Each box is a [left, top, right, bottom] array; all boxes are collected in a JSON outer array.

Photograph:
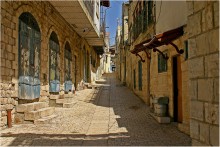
[[158, 52, 168, 73]]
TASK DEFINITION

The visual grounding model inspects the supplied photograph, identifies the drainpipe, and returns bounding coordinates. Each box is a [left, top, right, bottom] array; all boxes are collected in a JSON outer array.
[[7, 109, 12, 128]]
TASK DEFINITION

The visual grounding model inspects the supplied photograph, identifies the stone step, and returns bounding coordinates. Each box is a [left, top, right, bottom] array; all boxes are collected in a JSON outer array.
[[56, 99, 64, 104], [24, 107, 55, 121], [16, 102, 47, 113], [38, 107, 55, 118], [63, 97, 75, 103], [63, 102, 77, 108], [34, 114, 58, 125], [50, 95, 60, 100], [64, 93, 75, 98]]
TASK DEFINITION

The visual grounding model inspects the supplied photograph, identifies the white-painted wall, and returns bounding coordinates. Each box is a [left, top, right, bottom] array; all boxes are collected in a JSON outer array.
[[155, 1, 187, 34]]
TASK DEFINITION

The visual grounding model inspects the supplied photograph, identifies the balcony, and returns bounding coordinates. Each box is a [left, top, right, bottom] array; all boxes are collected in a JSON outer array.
[[50, 0, 105, 46]]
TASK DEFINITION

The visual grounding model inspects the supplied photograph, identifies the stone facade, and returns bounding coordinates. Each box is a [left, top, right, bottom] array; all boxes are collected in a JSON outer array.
[[187, 1, 219, 146], [0, 1, 102, 129]]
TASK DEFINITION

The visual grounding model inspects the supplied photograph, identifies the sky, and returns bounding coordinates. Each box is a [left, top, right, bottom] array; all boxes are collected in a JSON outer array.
[[105, 0, 128, 46]]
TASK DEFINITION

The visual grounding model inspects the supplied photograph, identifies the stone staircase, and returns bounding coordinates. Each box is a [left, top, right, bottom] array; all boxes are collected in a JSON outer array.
[[15, 102, 57, 125], [49, 93, 77, 108]]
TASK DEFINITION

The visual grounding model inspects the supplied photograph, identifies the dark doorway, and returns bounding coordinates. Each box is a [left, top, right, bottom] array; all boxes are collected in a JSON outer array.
[[173, 56, 182, 122]]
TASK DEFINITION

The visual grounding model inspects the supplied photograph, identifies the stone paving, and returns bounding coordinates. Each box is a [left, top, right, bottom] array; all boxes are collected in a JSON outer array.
[[0, 73, 191, 146]]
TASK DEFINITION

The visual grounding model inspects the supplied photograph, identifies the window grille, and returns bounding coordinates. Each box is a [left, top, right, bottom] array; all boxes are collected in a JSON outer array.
[[158, 51, 168, 73]]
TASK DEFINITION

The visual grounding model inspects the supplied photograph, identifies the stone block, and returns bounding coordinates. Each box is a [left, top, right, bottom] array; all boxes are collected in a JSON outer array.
[[0, 105, 6, 111], [39, 96, 49, 102], [199, 122, 209, 143], [1, 58, 6, 67], [188, 80, 197, 100], [187, 12, 202, 37], [0, 98, 8, 105], [1, 110, 7, 117], [192, 139, 209, 146], [214, 78, 219, 103], [198, 79, 213, 102], [194, 1, 206, 12], [34, 102, 47, 111], [6, 44, 12, 53], [190, 119, 199, 139], [14, 113, 24, 124], [208, 29, 219, 53], [188, 57, 204, 79], [41, 90, 49, 96], [202, 5, 213, 32], [191, 101, 204, 121], [195, 33, 209, 56], [7, 98, 13, 104], [11, 91, 18, 98], [24, 111, 40, 121], [214, 2, 219, 27], [56, 99, 64, 104], [204, 103, 219, 124], [11, 99, 18, 106], [63, 102, 76, 108], [16, 103, 34, 113], [5, 60, 11, 68], [210, 125, 219, 146], [205, 53, 219, 78], [8, 52, 15, 61], [38, 107, 54, 118], [6, 104, 14, 109], [50, 95, 60, 99], [187, 1, 193, 16], [2, 116, 7, 124]]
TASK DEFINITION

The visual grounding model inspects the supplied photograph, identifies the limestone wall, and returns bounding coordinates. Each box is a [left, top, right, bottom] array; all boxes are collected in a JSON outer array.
[[150, 32, 190, 134], [187, 1, 219, 146], [0, 1, 96, 128]]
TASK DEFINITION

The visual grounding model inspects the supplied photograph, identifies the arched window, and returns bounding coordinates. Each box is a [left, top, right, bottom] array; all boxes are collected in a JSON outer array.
[[64, 42, 72, 92], [49, 31, 60, 92], [18, 12, 41, 99]]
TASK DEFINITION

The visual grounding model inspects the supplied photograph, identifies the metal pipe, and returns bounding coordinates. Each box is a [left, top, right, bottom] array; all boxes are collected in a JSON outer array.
[[7, 109, 12, 128]]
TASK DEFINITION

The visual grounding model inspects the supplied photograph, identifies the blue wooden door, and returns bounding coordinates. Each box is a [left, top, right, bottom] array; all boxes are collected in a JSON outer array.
[[18, 13, 41, 99], [49, 32, 60, 92], [64, 43, 72, 92]]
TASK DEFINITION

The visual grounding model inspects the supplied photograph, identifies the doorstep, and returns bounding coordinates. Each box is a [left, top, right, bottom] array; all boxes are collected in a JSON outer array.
[[149, 112, 170, 124]]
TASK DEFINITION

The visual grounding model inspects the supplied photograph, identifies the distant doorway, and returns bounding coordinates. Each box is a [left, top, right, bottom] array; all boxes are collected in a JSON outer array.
[[173, 56, 182, 122]]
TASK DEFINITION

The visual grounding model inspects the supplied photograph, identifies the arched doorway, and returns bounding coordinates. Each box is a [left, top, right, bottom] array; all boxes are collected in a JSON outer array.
[[64, 42, 72, 92], [18, 12, 41, 99], [49, 32, 60, 92]]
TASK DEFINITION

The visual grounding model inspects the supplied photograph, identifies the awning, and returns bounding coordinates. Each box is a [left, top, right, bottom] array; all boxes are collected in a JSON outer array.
[[131, 26, 184, 62], [101, 0, 110, 7]]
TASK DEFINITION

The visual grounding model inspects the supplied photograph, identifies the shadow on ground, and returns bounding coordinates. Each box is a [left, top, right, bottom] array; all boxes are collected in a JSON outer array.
[[1, 73, 191, 146]]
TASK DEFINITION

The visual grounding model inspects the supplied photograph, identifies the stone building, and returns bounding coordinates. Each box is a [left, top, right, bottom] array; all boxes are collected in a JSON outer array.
[[0, 0, 109, 128], [116, 0, 219, 144]]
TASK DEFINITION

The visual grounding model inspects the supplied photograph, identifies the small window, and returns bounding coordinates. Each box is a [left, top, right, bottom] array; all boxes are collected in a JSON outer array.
[[158, 51, 167, 73]]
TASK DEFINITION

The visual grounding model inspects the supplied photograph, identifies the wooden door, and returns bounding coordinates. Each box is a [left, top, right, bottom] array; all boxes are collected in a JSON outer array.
[[18, 13, 41, 99], [173, 56, 183, 122], [49, 32, 60, 92], [64, 44, 72, 92], [177, 56, 183, 122]]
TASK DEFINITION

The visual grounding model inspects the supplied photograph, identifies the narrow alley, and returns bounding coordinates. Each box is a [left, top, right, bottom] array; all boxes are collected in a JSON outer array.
[[0, 74, 191, 146]]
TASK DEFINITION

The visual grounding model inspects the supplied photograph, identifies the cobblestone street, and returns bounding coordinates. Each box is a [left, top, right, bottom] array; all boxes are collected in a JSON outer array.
[[0, 74, 191, 146]]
